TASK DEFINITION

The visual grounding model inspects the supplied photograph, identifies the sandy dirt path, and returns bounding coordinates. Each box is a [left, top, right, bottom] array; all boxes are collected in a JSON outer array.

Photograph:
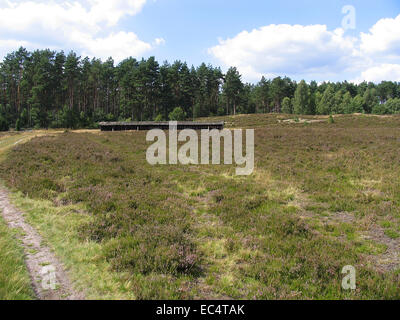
[[0, 131, 85, 300], [0, 187, 84, 300]]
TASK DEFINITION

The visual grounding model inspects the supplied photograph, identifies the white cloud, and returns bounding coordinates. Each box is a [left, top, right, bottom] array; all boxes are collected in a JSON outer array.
[[153, 38, 166, 46], [354, 64, 400, 83], [72, 31, 153, 62], [0, 0, 147, 30], [0, 0, 162, 62], [0, 38, 39, 58], [209, 24, 359, 81], [360, 15, 400, 58], [0, 39, 32, 50], [209, 14, 400, 83]]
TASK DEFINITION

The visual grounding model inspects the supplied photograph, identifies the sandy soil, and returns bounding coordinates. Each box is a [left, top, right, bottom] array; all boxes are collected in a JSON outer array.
[[0, 186, 84, 300]]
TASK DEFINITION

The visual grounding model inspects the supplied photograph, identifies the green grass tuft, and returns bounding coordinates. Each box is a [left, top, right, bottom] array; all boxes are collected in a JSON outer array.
[[0, 215, 35, 300]]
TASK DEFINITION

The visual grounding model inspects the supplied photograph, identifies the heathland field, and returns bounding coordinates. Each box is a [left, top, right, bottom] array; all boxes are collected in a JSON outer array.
[[1, 114, 400, 299]]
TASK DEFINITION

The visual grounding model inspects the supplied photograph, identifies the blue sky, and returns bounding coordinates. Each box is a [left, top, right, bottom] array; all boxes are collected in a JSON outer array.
[[133, 0, 399, 65], [1, 0, 400, 83]]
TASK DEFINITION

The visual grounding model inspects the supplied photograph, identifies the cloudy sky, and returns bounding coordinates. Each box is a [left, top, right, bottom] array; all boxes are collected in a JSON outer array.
[[1, 0, 399, 83]]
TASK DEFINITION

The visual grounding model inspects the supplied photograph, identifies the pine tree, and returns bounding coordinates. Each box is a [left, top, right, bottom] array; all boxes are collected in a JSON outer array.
[[223, 67, 243, 115], [342, 92, 353, 114], [281, 97, 292, 114], [64, 51, 80, 110], [316, 85, 335, 115], [351, 95, 365, 113], [293, 80, 310, 114], [363, 88, 378, 113], [333, 91, 344, 114]]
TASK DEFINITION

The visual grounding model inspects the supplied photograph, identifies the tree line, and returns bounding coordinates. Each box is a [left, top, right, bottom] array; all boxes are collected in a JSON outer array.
[[1, 47, 400, 130]]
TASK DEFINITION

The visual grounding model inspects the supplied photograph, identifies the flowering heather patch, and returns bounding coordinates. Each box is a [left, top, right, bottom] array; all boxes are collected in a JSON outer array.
[[1, 114, 400, 299], [1, 132, 200, 298]]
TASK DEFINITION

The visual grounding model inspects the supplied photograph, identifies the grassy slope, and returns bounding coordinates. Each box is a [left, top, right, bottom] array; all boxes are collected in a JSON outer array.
[[0, 131, 62, 300], [1, 114, 400, 299], [0, 132, 45, 300], [0, 214, 34, 300]]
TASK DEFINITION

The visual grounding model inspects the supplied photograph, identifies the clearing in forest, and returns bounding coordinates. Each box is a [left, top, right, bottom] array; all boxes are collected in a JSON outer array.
[[0, 114, 400, 299]]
